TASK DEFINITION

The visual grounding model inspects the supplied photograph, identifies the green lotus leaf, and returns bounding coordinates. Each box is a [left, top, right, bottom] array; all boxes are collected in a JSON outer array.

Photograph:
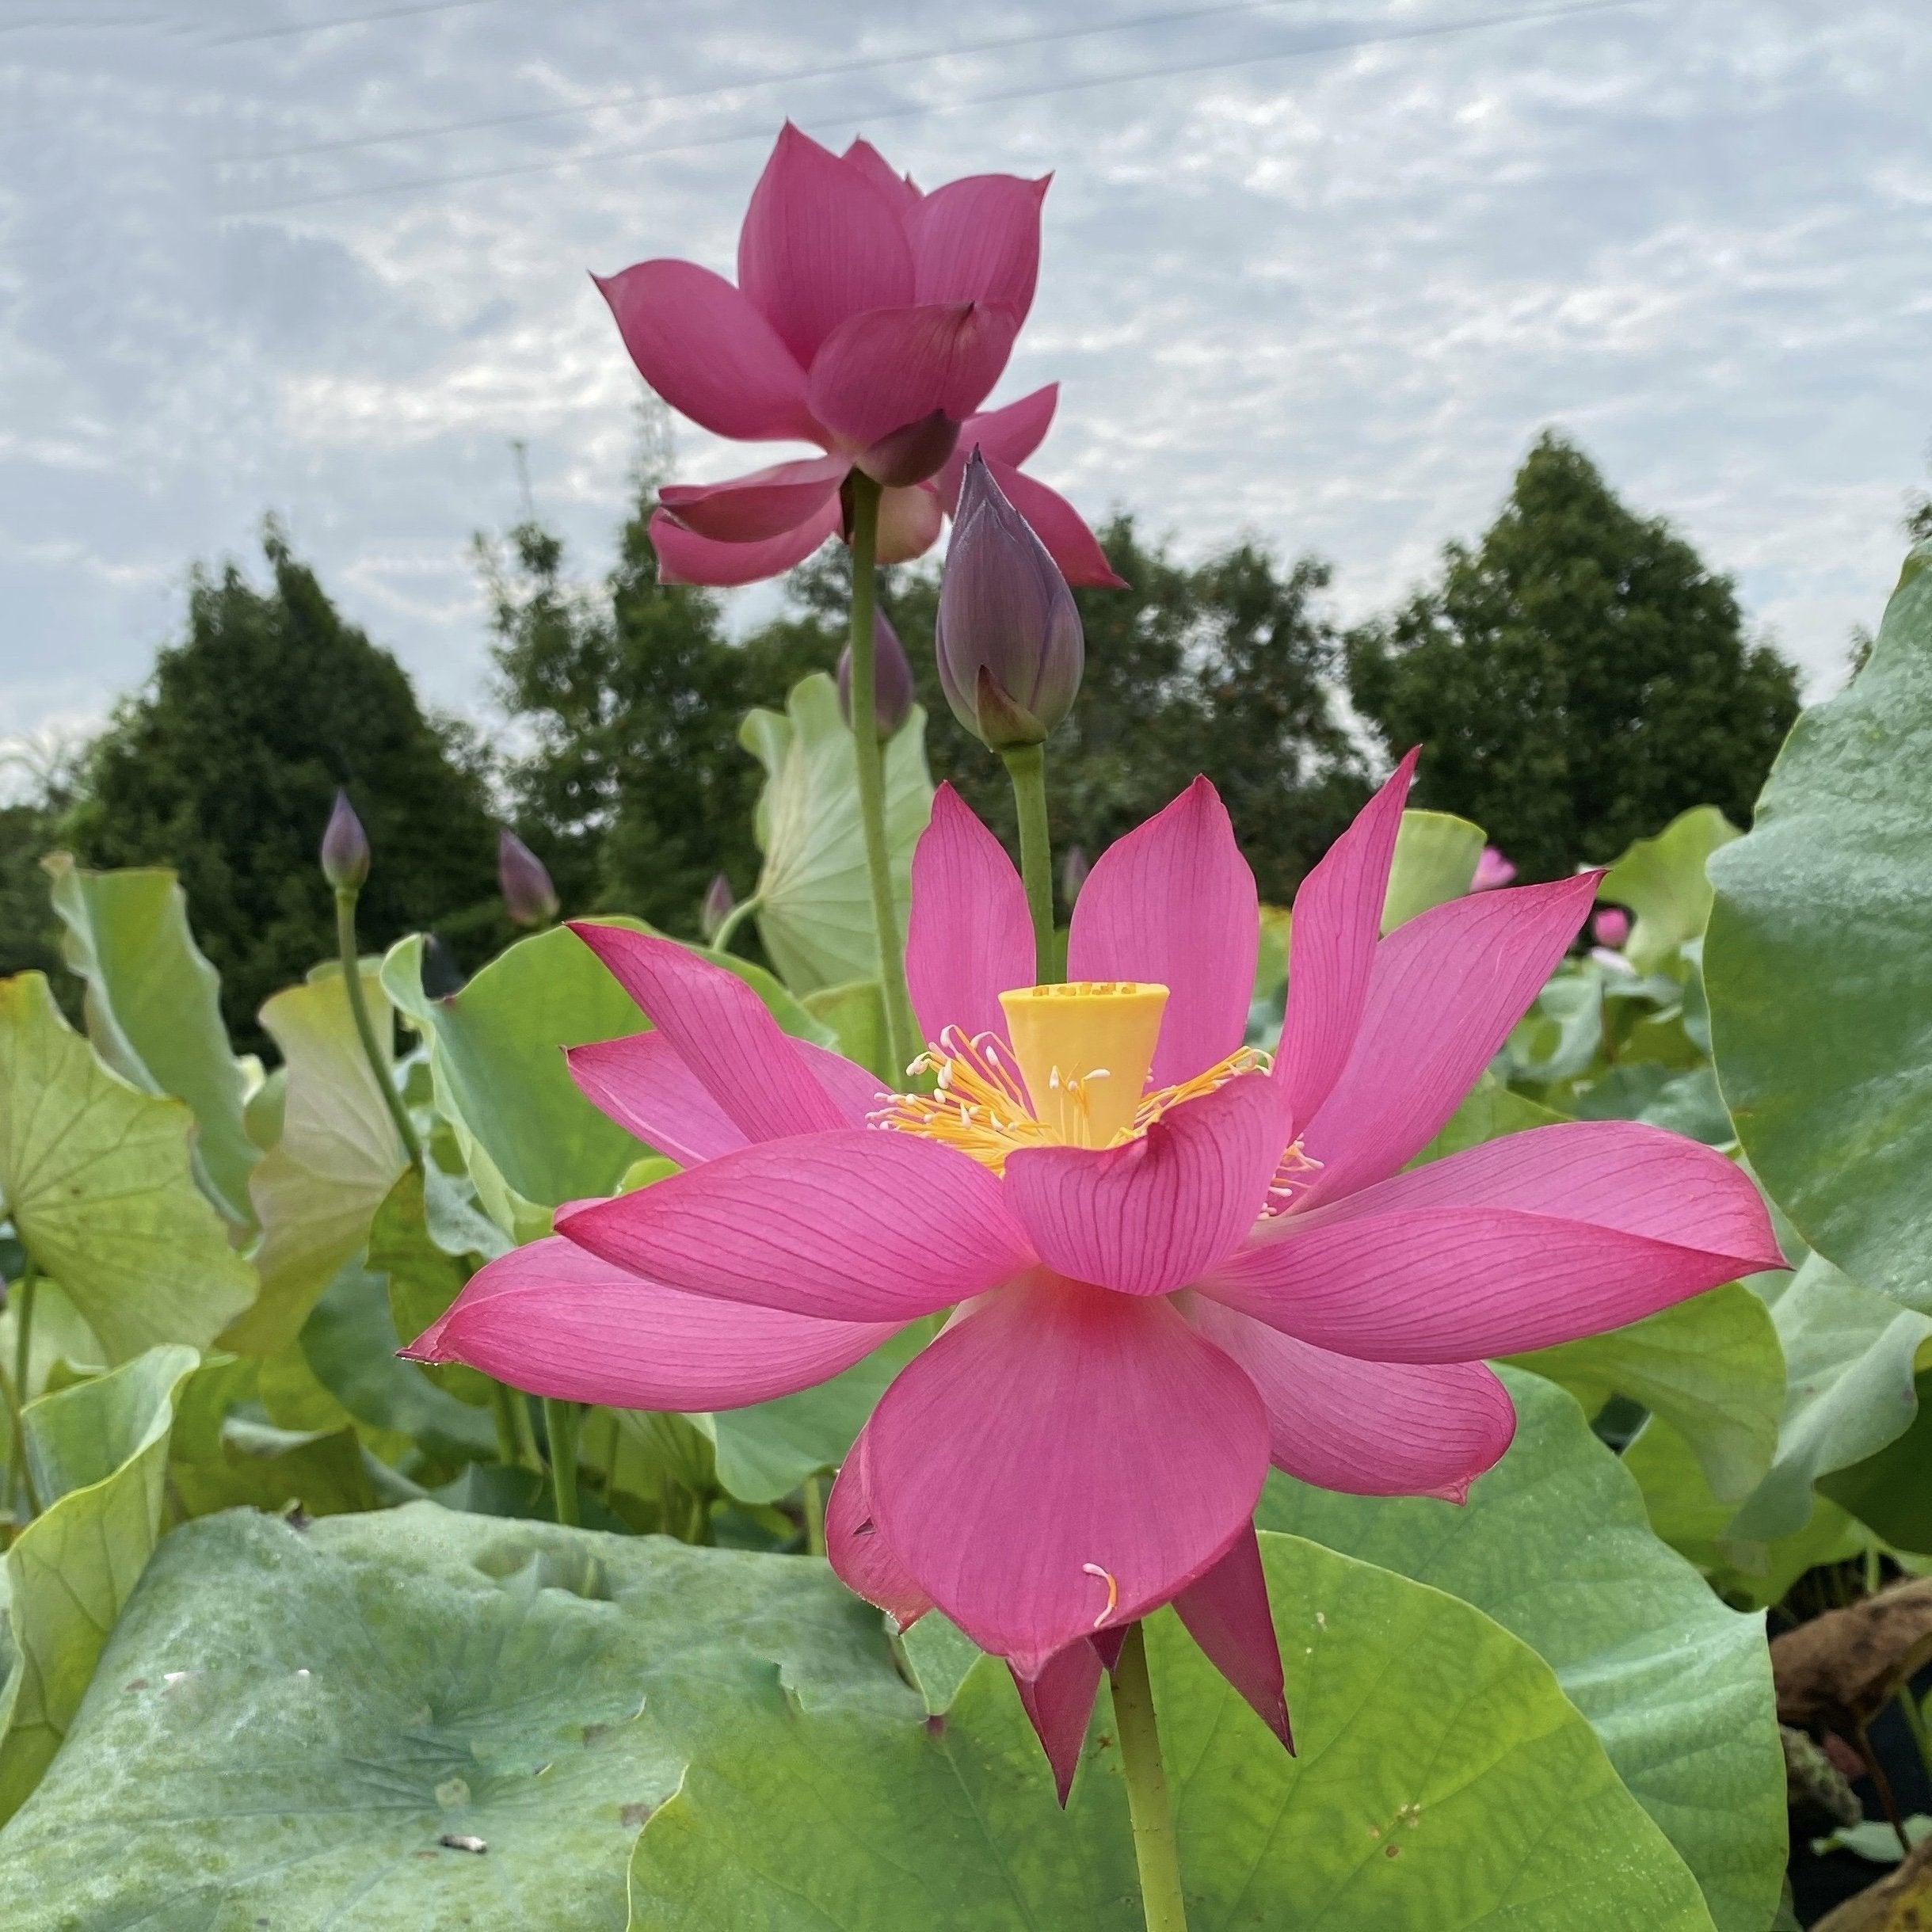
[[1258, 1367, 1784, 1932], [229, 966, 406, 1356], [628, 1530, 1717, 1930], [0, 974, 253, 1362], [0, 1507, 1715, 1931], [1706, 543, 1932, 1312], [740, 672, 933, 994], [1513, 1283, 1783, 1505], [1599, 804, 1740, 975], [1726, 1252, 1932, 1549], [1380, 806, 1485, 932], [0, 1343, 199, 1822], [42, 855, 259, 1229]]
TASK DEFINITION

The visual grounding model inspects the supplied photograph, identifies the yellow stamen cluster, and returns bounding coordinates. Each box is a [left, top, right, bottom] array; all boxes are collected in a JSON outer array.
[[872, 1026, 1059, 1172], [875, 978, 1296, 1176]]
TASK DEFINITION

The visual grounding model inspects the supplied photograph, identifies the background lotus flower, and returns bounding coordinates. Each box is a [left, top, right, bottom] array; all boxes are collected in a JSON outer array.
[[1594, 904, 1631, 948], [1472, 844, 1517, 890], [318, 788, 368, 891], [596, 124, 1121, 590], [936, 450, 1085, 749], [497, 827, 558, 928], [837, 610, 915, 741], [1061, 844, 1090, 906], [410, 757, 1780, 1797]]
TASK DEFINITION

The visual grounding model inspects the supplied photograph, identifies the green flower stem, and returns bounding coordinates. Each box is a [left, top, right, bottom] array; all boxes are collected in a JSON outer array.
[[1001, 743, 1056, 983], [707, 893, 763, 957], [333, 887, 423, 1169], [543, 1397, 581, 1526], [3, 1267, 42, 1522], [802, 1475, 826, 1557], [843, 474, 921, 1075], [490, 1382, 522, 1468], [1111, 1621, 1190, 1932]]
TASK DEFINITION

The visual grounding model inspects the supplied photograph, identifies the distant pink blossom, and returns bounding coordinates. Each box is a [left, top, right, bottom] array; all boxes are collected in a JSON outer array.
[[1472, 844, 1517, 890], [410, 755, 1780, 1797], [1593, 905, 1631, 949], [596, 124, 1120, 591]]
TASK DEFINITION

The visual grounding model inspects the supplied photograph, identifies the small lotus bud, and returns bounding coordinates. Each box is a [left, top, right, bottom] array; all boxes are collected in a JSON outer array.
[[837, 610, 916, 741], [1593, 905, 1630, 949], [1471, 845, 1517, 891], [700, 873, 735, 942], [855, 408, 959, 489], [935, 451, 1083, 751], [1061, 844, 1089, 907], [498, 828, 559, 928], [320, 789, 369, 892]]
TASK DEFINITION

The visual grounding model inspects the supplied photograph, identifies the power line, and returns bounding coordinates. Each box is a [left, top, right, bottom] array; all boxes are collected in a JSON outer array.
[[227, 0, 1641, 217], [204, 0, 498, 47], [224, 0, 1329, 166]]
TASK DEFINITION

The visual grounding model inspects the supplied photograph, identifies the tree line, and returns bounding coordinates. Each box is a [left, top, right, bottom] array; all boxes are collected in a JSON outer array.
[[0, 426, 1804, 1050]]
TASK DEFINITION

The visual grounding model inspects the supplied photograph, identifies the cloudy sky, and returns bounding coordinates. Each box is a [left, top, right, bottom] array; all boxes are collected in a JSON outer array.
[[2, 0, 1925, 759]]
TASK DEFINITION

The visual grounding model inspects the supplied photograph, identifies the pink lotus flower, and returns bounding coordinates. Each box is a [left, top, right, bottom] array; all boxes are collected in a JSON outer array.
[[1594, 905, 1631, 949], [1472, 844, 1517, 890], [409, 755, 1780, 1797], [596, 124, 1121, 591]]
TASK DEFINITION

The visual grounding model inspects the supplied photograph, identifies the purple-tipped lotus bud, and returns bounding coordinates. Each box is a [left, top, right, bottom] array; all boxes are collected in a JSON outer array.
[[855, 408, 960, 489], [320, 789, 370, 891], [1593, 905, 1630, 949], [498, 828, 558, 928], [935, 450, 1083, 750], [700, 872, 735, 943], [1061, 844, 1089, 907], [837, 610, 916, 741]]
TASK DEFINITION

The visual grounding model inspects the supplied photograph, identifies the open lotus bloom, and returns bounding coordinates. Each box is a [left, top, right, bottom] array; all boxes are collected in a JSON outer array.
[[596, 123, 1121, 590], [409, 753, 1782, 1800]]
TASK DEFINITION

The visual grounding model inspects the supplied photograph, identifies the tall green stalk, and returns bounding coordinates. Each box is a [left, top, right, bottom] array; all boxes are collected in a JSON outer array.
[[843, 474, 921, 1074], [333, 887, 422, 1168], [1001, 743, 1056, 981], [1111, 1622, 1190, 1932], [3, 1259, 41, 1519], [543, 1397, 581, 1526]]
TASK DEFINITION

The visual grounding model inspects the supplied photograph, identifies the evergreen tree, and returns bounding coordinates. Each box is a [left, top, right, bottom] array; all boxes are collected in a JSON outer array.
[[64, 526, 503, 1045], [1346, 432, 1801, 878]]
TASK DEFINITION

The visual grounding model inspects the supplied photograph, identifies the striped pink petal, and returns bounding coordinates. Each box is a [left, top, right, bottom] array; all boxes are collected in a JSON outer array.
[[558, 1130, 1033, 1324], [1069, 777, 1258, 1089], [905, 783, 1035, 1047], [1292, 873, 1601, 1206], [1192, 1298, 1516, 1501], [1001, 1075, 1282, 1297], [863, 1272, 1269, 1674], [404, 1235, 899, 1409]]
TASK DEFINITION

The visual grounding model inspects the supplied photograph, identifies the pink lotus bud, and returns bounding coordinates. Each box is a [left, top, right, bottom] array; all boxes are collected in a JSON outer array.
[[837, 610, 916, 741], [498, 829, 559, 928], [319, 789, 369, 891], [1593, 905, 1631, 949], [700, 873, 735, 943], [1472, 845, 1517, 891], [936, 450, 1083, 750], [855, 408, 959, 489], [1061, 844, 1089, 906]]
